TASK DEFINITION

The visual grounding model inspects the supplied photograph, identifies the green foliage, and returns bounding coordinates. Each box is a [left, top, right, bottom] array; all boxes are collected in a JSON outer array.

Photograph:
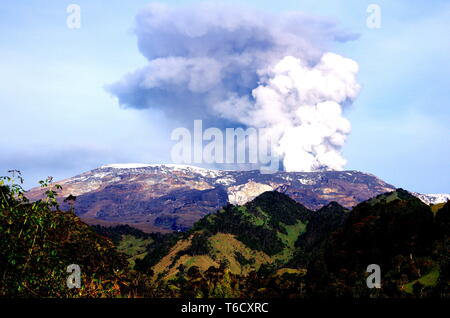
[[289, 201, 348, 268], [183, 232, 212, 256], [189, 192, 309, 256], [0, 172, 130, 297], [92, 224, 151, 245], [116, 235, 152, 268], [247, 191, 309, 230], [188, 205, 284, 255], [136, 231, 183, 271], [404, 267, 440, 294], [117, 235, 152, 257], [92, 225, 154, 269], [305, 190, 448, 298]]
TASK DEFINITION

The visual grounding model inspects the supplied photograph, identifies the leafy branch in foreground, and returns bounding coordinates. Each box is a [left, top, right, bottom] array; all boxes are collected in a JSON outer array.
[[0, 171, 132, 297]]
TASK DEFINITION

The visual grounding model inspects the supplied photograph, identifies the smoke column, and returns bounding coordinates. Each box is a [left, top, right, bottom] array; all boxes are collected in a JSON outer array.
[[108, 2, 360, 171]]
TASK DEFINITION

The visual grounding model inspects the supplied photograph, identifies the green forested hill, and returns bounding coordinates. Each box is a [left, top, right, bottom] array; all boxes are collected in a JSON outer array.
[[141, 191, 312, 280], [138, 189, 449, 298], [305, 190, 449, 297]]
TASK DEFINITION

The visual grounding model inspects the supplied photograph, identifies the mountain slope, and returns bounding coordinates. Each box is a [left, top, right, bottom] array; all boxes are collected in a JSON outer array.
[[146, 192, 310, 278], [26, 164, 397, 232], [145, 191, 345, 280]]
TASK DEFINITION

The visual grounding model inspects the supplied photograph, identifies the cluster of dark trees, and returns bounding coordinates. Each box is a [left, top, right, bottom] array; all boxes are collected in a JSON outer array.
[[150, 264, 308, 298], [303, 190, 450, 298], [92, 224, 151, 245]]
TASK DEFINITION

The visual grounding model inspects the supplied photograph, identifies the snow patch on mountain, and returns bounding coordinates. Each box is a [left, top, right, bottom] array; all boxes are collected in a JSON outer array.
[[100, 163, 228, 177], [412, 193, 450, 205], [227, 181, 275, 206], [298, 178, 316, 185], [101, 163, 155, 169]]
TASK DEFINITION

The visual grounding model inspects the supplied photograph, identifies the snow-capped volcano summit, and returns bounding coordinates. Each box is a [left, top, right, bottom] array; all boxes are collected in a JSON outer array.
[[26, 164, 447, 232]]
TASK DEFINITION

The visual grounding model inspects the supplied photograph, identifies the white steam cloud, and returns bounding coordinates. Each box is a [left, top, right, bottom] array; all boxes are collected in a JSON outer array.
[[217, 53, 360, 171], [108, 2, 360, 171]]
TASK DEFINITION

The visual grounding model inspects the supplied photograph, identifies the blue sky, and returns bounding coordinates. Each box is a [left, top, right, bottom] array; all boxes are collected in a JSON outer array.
[[0, 0, 449, 193]]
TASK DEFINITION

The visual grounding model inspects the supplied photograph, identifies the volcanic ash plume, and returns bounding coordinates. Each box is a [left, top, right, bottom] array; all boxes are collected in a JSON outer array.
[[247, 53, 359, 171], [108, 2, 360, 171]]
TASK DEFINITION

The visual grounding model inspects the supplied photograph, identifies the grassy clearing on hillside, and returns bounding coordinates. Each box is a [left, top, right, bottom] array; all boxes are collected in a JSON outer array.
[[275, 220, 307, 261], [117, 234, 153, 268], [152, 238, 193, 279], [275, 268, 307, 277], [237, 206, 268, 227], [209, 233, 272, 274], [403, 267, 440, 294], [431, 203, 445, 214]]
